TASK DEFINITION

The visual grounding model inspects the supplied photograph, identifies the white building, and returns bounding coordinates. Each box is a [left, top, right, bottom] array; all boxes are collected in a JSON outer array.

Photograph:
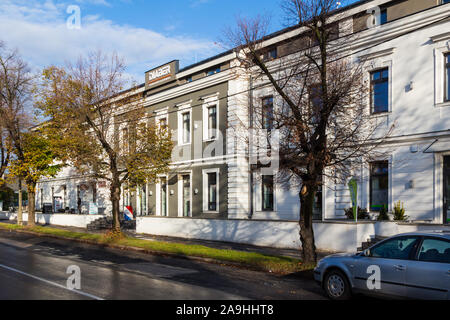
[[34, 0, 450, 252]]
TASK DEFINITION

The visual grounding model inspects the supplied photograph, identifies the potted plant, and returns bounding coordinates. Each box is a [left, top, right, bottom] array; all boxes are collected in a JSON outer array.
[[393, 201, 408, 221]]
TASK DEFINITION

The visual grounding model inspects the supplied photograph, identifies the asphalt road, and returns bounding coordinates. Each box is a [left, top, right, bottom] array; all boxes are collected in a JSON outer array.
[[0, 229, 326, 300]]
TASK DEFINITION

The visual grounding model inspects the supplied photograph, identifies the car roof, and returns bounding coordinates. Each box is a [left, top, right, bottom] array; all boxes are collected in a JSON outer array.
[[392, 232, 450, 240]]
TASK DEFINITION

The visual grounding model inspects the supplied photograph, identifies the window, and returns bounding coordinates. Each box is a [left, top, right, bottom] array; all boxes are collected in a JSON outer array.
[[445, 53, 450, 102], [207, 173, 217, 211], [207, 67, 221, 76], [418, 238, 450, 263], [160, 177, 168, 217], [182, 175, 191, 217], [262, 96, 274, 130], [139, 184, 147, 216], [380, 9, 387, 25], [159, 117, 168, 130], [182, 112, 191, 144], [263, 47, 278, 61], [371, 236, 419, 260], [207, 105, 217, 140], [370, 68, 389, 114], [310, 84, 323, 124], [121, 128, 129, 153], [370, 161, 389, 211], [262, 175, 274, 211]]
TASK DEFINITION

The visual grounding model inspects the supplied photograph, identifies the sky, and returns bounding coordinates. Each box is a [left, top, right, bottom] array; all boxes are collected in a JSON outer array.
[[0, 0, 357, 85]]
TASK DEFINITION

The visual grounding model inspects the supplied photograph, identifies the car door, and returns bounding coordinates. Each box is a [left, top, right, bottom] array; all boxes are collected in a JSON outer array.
[[352, 236, 420, 298], [405, 237, 450, 300]]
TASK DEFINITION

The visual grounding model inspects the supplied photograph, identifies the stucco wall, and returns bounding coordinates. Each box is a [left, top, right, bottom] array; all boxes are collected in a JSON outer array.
[[0, 212, 103, 228], [136, 217, 449, 252]]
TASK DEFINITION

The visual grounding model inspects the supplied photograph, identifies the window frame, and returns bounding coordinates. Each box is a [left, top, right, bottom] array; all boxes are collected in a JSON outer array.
[[202, 168, 220, 213], [202, 93, 220, 141], [177, 103, 192, 146], [370, 67, 390, 114], [261, 175, 274, 212], [262, 96, 274, 131], [445, 53, 450, 102], [177, 172, 192, 218], [156, 175, 169, 217], [369, 160, 389, 212]]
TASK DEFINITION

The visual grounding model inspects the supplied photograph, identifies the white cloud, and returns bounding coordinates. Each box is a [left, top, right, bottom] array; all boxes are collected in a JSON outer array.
[[0, 0, 218, 84]]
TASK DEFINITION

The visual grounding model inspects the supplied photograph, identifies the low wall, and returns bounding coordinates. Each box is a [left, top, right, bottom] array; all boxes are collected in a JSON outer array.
[[136, 217, 378, 252], [136, 217, 449, 252], [375, 221, 450, 237], [0, 212, 103, 228]]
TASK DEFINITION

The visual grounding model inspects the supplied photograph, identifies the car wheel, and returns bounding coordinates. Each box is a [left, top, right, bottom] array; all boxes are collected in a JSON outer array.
[[324, 270, 352, 300]]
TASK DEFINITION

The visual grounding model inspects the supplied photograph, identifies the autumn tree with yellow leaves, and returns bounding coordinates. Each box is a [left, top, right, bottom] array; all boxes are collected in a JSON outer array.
[[37, 51, 174, 232]]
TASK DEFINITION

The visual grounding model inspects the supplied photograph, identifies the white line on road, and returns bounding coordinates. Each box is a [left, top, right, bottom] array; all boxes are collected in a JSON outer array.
[[0, 263, 104, 300]]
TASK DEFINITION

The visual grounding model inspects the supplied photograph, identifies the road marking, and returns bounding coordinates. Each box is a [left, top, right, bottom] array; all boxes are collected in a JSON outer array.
[[0, 263, 104, 300]]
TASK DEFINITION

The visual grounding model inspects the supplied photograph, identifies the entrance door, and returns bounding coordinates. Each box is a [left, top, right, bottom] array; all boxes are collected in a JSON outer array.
[[444, 156, 450, 224]]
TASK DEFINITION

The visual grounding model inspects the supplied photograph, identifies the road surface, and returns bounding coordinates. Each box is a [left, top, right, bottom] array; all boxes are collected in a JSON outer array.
[[0, 229, 326, 300]]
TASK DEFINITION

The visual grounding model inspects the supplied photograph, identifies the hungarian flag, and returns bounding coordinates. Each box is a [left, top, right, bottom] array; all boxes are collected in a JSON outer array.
[[124, 206, 134, 221]]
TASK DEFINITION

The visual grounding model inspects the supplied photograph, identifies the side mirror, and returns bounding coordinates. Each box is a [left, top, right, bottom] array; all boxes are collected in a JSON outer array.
[[363, 249, 371, 257]]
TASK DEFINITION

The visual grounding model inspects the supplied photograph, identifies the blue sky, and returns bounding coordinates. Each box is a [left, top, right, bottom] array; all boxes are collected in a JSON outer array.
[[0, 0, 357, 84]]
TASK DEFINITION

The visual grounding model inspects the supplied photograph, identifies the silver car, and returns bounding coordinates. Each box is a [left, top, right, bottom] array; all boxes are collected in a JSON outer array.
[[314, 232, 450, 300]]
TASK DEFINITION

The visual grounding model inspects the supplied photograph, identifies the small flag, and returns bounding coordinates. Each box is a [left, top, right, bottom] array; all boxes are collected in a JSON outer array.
[[124, 206, 134, 221]]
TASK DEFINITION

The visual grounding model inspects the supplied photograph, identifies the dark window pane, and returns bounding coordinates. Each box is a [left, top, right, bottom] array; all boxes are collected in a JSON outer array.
[[208, 173, 217, 211], [208, 106, 217, 139], [372, 237, 419, 260], [370, 161, 388, 211], [262, 175, 274, 211], [183, 175, 190, 217], [371, 68, 389, 113], [262, 97, 274, 130], [380, 9, 387, 25], [183, 112, 190, 144], [418, 238, 450, 263]]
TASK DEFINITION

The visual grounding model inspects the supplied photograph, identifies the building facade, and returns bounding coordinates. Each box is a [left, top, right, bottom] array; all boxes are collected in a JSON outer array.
[[37, 0, 450, 250]]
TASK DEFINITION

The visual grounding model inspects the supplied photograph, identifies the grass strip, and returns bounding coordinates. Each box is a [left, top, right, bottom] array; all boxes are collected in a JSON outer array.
[[0, 222, 314, 274]]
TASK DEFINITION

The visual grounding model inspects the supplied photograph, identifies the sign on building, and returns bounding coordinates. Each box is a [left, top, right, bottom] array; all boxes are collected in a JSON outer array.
[[145, 60, 179, 90]]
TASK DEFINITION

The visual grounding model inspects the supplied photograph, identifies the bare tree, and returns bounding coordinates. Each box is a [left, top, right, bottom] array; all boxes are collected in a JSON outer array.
[[0, 41, 34, 225], [37, 51, 174, 232], [225, 0, 393, 263]]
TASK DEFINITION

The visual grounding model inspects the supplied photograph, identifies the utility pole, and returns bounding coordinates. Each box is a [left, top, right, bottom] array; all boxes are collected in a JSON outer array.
[[18, 178, 23, 226]]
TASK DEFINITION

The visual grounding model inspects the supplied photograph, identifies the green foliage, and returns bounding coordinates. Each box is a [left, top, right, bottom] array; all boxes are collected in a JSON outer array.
[[393, 201, 408, 221], [344, 207, 369, 220], [377, 205, 390, 221], [7, 131, 61, 191]]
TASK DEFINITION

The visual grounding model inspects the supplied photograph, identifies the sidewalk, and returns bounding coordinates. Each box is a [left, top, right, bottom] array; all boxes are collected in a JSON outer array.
[[1, 219, 334, 260]]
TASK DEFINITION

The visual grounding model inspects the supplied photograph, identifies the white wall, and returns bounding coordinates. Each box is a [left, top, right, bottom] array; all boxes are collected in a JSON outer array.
[[136, 217, 376, 252], [0, 212, 103, 228], [137, 217, 450, 253]]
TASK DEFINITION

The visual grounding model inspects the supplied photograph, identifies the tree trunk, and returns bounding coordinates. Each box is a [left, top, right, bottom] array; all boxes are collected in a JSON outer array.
[[27, 181, 36, 227], [17, 179, 23, 226], [299, 183, 317, 264], [110, 179, 121, 232]]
